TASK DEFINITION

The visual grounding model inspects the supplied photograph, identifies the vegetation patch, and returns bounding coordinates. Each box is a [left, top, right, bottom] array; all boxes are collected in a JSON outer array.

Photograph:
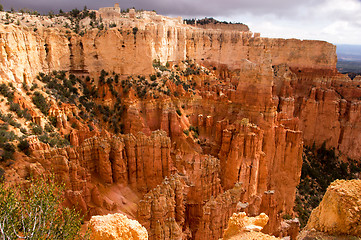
[[295, 144, 361, 227], [0, 177, 84, 239]]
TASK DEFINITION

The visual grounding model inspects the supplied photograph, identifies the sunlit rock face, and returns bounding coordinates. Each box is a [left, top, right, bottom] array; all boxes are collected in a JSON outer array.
[[89, 213, 148, 240], [1, 9, 360, 240], [222, 212, 280, 240], [303, 179, 361, 238]]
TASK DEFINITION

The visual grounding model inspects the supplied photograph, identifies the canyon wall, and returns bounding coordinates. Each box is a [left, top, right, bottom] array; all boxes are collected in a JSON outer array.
[[1, 11, 360, 240], [273, 65, 361, 159], [0, 21, 336, 84]]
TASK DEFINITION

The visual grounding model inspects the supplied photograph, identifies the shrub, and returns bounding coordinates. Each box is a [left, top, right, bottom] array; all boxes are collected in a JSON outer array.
[[45, 123, 54, 132], [22, 109, 33, 121], [22, 82, 29, 91], [150, 74, 157, 81], [176, 109, 182, 116], [0, 129, 17, 143], [18, 139, 30, 155], [32, 91, 49, 115], [39, 134, 50, 144], [20, 127, 27, 135], [282, 214, 292, 220], [47, 133, 70, 148], [0, 168, 4, 180], [0, 84, 14, 101], [71, 122, 78, 129], [30, 83, 38, 91], [132, 27, 138, 35], [189, 126, 199, 134], [49, 116, 58, 127], [32, 124, 43, 135], [9, 102, 21, 114], [1, 143, 15, 161], [0, 177, 83, 239], [9, 118, 21, 128]]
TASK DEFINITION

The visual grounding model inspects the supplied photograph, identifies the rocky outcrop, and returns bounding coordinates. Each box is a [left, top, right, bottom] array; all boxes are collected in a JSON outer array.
[[16, 130, 173, 217], [304, 179, 361, 237], [273, 65, 361, 159], [222, 212, 280, 240], [185, 100, 303, 236], [137, 174, 187, 240], [90, 213, 148, 240], [276, 218, 300, 240], [194, 183, 245, 240]]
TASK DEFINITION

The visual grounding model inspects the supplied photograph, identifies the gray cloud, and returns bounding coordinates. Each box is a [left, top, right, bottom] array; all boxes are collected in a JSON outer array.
[[1, 0, 325, 18], [1, 0, 360, 44]]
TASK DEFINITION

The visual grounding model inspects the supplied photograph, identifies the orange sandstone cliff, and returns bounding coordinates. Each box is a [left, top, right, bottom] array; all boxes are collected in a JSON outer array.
[[0, 9, 360, 240]]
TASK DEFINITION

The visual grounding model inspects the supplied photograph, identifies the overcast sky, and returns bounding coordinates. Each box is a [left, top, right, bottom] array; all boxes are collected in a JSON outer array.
[[2, 0, 361, 45]]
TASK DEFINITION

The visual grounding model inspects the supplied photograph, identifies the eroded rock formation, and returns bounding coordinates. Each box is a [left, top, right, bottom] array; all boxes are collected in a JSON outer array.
[[137, 174, 187, 240], [222, 212, 280, 240], [90, 213, 148, 240], [12, 130, 173, 218], [304, 179, 361, 237], [0, 8, 360, 240]]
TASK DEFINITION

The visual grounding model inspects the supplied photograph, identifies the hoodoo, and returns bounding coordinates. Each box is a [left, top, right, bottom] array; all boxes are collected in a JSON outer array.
[[0, 4, 360, 240]]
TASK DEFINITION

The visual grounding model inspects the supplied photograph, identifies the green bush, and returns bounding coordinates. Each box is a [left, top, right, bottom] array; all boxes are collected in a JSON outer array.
[[44, 123, 54, 132], [0, 129, 17, 143], [0, 168, 4, 180], [189, 126, 199, 134], [132, 27, 138, 35], [30, 83, 38, 91], [32, 124, 43, 135], [18, 139, 30, 155], [150, 74, 157, 81], [47, 133, 70, 148], [20, 127, 27, 135], [1, 143, 15, 161], [49, 116, 57, 127], [0, 84, 14, 101], [32, 91, 49, 116], [0, 178, 83, 239]]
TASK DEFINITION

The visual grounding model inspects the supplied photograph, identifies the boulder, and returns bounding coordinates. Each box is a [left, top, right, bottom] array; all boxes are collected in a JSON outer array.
[[90, 213, 148, 240]]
